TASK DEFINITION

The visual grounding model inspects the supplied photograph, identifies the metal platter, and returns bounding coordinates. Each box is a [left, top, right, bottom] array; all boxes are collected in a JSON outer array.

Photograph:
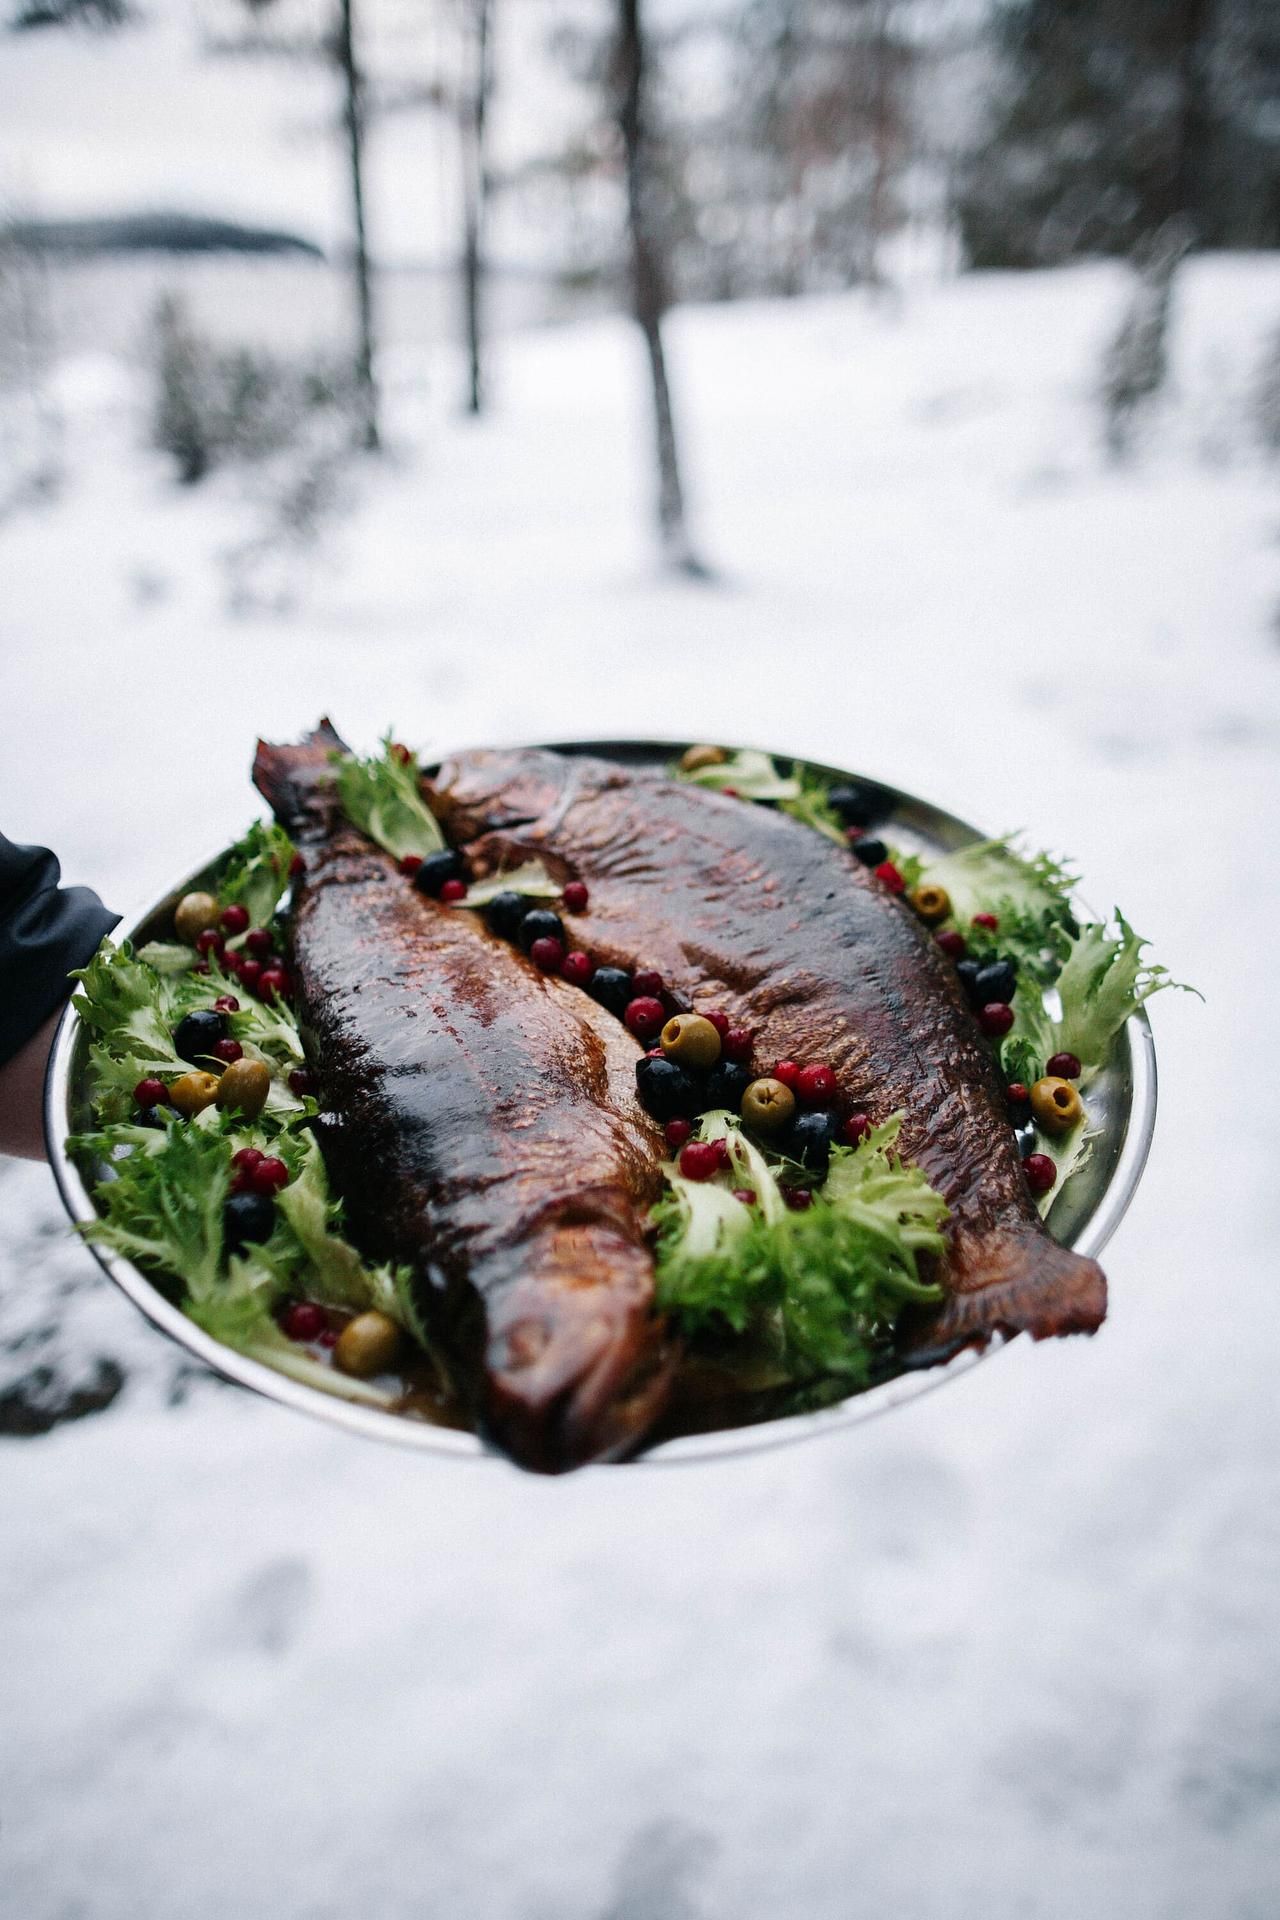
[[45, 738, 1158, 1466]]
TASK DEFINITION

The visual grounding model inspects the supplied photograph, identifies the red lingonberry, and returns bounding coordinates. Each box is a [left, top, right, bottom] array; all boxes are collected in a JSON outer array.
[[220, 903, 249, 935], [632, 969, 663, 998], [772, 1060, 802, 1091], [213, 1038, 243, 1064], [238, 959, 262, 992], [561, 951, 594, 988], [562, 881, 589, 913], [257, 968, 290, 1001], [624, 996, 666, 1041], [195, 929, 224, 958], [840, 1112, 871, 1146], [246, 927, 273, 957], [439, 878, 468, 903], [664, 1119, 693, 1150], [390, 743, 412, 766], [1024, 1153, 1057, 1195], [972, 912, 999, 932], [282, 1302, 326, 1342], [723, 1027, 753, 1063], [781, 1186, 813, 1211], [796, 1063, 838, 1106], [287, 1068, 316, 1097], [317, 1327, 339, 1349], [398, 854, 424, 877], [845, 826, 864, 844], [935, 930, 967, 959], [133, 1077, 168, 1108], [732, 1188, 757, 1205], [678, 1141, 722, 1182], [251, 1156, 290, 1195], [978, 1002, 1014, 1037], [875, 861, 905, 894], [192, 962, 210, 976], [1047, 1052, 1082, 1080], [213, 994, 240, 1013], [231, 1147, 264, 1172], [1006, 1081, 1031, 1109], [702, 1010, 731, 1039], [530, 936, 564, 974], [288, 851, 306, 878]]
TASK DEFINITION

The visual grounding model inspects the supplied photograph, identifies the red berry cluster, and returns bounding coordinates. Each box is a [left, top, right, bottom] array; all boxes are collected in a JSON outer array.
[[230, 1146, 290, 1197]]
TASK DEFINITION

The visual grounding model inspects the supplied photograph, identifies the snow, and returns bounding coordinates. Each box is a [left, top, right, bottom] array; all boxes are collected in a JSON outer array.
[[2, 253, 1279, 1918]]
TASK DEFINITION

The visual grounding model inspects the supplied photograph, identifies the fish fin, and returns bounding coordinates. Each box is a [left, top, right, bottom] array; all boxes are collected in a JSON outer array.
[[253, 719, 350, 838], [899, 1229, 1107, 1367]]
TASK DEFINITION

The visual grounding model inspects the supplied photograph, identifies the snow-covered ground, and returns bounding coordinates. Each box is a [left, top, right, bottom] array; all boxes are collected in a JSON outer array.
[[1, 256, 1278, 1919]]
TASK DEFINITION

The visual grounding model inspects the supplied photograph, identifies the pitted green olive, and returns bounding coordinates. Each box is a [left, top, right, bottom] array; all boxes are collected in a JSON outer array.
[[660, 1013, 722, 1071], [168, 1070, 220, 1116], [1030, 1075, 1083, 1135], [909, 883, 951, 925], [679, 744, 728, 773], [173, 890, 220, 945], [740, 1076, 797, 1134], [334, 1310, 402, 1379], [215, 1057, 272, 1121]]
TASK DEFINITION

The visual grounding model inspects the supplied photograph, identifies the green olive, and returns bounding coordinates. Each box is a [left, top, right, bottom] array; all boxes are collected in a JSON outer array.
[[679, 744, 727, 773], [660, 1013, 722, 1070], [215, 1057, 272, 1121], [168, 1069, 220, 1117], [173, 890, 220, 945], [1030, 1075, 1083, 1135], [909, 883, 951, 925], [334, 1310, 402, 1379], [740, 1076, 797, 1134]]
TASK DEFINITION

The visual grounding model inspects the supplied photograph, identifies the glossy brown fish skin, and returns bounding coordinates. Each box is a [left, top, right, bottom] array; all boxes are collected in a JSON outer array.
[[427, 747, 1107, 1362], [253, 726, 675, 1472]]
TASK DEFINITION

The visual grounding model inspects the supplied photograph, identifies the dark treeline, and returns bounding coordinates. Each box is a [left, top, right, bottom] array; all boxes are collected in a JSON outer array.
[[958, 0, 1280, 267]]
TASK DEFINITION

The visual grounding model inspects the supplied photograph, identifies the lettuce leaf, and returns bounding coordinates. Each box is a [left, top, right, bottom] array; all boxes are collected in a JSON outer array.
[[654, 1114, 946, 1381], [1052, 911, 1197, 1080], [675, 748, 848, 845], [916, 835, 1078, 984], [331, 734, 444, 862], [218, 820, 296, 928]]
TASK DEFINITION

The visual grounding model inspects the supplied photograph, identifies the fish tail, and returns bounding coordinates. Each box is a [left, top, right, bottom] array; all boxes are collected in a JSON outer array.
[[252, 719, 350, 839], [900, 1229, 1107, 1367]]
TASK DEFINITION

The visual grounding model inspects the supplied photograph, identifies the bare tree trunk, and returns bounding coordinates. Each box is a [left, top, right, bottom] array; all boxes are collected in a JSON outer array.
[[336, 0, 379, 451], [864, 0, 895, 286], [615, 0, 703, 575], [461, 0, 493, 415]]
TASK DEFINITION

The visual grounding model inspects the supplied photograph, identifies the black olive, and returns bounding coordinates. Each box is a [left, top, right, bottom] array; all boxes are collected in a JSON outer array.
[[517, 908, 565, 953], [954, 957, 984, 1004], [173, 1008, 229, 1064], [223, 1190, 276, 1254], [135, 1105, 170, 1130], [483, 891, 533, 941], [635, 1055, 697, 1121], [412, 849, 465, 898], [849, 835, 888, 869], [974, 958, 1017, 1004], [780, 1108, 840, 1173], [588, 966, 634, 1018], [1015, 1126, 1038, 1161], [697, 1060, 752, 1114], [1006, 1087, 1032, 1124], [827, 781, 892, 830]]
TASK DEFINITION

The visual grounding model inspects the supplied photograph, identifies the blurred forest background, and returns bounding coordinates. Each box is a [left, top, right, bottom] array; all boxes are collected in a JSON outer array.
[[2, 0, 1279, 580]]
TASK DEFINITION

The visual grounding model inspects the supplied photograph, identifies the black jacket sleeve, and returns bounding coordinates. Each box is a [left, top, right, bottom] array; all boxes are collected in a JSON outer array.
[[0, 833, 119, 1068]]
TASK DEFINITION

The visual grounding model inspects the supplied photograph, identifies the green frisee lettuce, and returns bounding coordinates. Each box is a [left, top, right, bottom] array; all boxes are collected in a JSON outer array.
[[331, 734, 444, 862]]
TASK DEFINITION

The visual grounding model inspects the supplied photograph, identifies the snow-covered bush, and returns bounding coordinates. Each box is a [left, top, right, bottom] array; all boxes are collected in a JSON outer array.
[[148, 291, 353, 485]]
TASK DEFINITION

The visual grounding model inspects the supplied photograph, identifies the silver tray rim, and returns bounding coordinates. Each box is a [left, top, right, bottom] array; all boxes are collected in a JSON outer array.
[[44, 734, 1158, 1468]]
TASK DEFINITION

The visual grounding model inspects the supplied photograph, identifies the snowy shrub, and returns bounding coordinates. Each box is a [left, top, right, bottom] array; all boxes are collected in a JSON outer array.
[[148, 291, 354, 485], [1252, 326, 1280, 458], [1100, 227, 1188, 461]]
